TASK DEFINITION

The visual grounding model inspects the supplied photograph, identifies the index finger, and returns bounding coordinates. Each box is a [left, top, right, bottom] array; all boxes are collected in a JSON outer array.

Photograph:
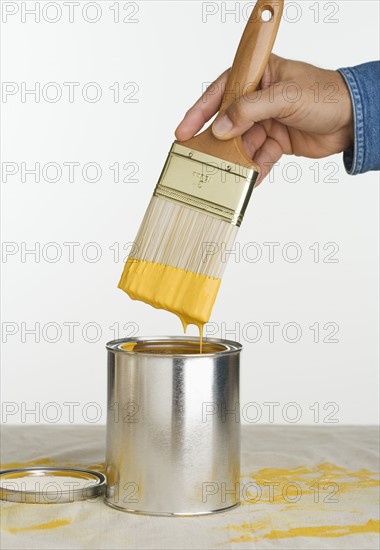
[[175, 69, 230, 141]]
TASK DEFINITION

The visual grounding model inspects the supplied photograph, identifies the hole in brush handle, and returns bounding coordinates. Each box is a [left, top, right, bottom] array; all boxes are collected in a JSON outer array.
[[260, 7, 274, 22]]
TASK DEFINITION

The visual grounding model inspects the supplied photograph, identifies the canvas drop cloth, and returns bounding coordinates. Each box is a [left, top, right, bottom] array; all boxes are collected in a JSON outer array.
[[0, 425, 379, 550]]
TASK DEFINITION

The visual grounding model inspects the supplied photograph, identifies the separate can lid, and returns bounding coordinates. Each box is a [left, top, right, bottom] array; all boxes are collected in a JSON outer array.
[[0, 467, 106, 504]]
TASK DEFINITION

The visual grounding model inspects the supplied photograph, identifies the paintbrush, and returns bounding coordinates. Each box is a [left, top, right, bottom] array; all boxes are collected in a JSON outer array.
[[119, 0, 284, 332]]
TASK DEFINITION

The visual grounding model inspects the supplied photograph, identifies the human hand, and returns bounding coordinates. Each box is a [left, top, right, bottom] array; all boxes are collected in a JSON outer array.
[[175, 55, 354, 184]]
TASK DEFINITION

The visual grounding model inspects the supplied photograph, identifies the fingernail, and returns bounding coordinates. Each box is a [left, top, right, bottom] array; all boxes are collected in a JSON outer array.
[[212, 114, 233, 137]]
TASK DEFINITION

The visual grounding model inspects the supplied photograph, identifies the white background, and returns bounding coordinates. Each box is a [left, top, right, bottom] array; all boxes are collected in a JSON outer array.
[[1, 0, 379, 425]]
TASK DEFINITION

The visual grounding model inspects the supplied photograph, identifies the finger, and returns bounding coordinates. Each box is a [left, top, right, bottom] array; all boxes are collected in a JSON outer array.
[[266, 119, 293, 155], [212, 82, 295, 141], [252, 137, 283, 186], [175, 69, 230, 141], [241, 122, 267, 158]]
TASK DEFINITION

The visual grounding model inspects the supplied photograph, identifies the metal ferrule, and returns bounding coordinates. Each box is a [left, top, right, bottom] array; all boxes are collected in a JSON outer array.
[[154, 143, 259, 226]]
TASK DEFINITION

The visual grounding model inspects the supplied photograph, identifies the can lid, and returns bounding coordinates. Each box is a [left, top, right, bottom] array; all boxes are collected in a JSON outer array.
[[0, 467, 106, 504]]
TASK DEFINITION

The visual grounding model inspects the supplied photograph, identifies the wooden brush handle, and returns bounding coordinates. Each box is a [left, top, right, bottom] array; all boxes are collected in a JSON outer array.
[[178, 0, 284, 170]]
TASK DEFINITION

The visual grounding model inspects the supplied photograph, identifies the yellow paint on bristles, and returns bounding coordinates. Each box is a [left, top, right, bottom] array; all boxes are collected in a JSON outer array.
[[118, 259, 221, 352]]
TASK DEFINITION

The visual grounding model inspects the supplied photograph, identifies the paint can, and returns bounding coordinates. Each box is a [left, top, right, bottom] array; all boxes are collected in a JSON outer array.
[[105, 336, 241, 515]]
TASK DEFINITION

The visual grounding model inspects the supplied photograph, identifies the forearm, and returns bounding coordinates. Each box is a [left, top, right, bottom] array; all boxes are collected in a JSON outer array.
[[338, 61, 380, 175]]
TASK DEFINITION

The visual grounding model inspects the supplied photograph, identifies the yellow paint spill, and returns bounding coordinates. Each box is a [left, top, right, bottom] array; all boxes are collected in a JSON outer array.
[[118, 259, 221, 347], [242, 462, 380, 504], [5, 519, 71, 534], [223, 462, 380, 543], [2, 457, 378, 544], [1, 458, 55, 470], [0, 504, 24, 515], [227, 519, 380, 543]]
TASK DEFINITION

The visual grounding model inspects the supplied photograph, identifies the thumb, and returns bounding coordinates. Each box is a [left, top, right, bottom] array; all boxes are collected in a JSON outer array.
[[212, 83, 293, 140]]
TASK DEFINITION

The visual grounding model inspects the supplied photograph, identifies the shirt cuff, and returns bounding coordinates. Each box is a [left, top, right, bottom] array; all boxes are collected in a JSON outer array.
[[338, 62, 380, 176]]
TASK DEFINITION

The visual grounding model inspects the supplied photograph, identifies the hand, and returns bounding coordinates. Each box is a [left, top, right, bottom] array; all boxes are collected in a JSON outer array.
[[175, 54, 354, 184]]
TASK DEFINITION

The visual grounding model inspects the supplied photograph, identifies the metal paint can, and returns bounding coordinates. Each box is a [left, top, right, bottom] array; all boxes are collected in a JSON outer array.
[[105, 336, 241, 516]]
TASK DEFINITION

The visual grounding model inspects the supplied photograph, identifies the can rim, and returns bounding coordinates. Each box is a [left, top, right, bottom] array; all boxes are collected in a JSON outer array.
[[106, 336, 242, 356]]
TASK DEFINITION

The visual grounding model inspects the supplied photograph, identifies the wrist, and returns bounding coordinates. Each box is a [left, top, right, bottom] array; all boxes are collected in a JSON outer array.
[[335, 70, 354, 147]]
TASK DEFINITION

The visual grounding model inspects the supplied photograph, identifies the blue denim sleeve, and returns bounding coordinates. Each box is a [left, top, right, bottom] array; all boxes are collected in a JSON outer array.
[[337, 61, 380, 175]]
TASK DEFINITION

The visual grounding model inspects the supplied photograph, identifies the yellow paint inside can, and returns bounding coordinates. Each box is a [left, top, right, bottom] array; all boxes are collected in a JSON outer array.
[[118, 259, 221, 351], [120, 342, 137, 351]]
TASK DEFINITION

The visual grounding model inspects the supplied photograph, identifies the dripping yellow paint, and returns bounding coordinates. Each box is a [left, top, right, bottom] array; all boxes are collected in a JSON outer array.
[[118, 259, 221, 349]]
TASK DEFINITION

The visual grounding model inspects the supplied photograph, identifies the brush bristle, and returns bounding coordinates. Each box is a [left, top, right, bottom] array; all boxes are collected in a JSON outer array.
[[129, 196, 238, 278]]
